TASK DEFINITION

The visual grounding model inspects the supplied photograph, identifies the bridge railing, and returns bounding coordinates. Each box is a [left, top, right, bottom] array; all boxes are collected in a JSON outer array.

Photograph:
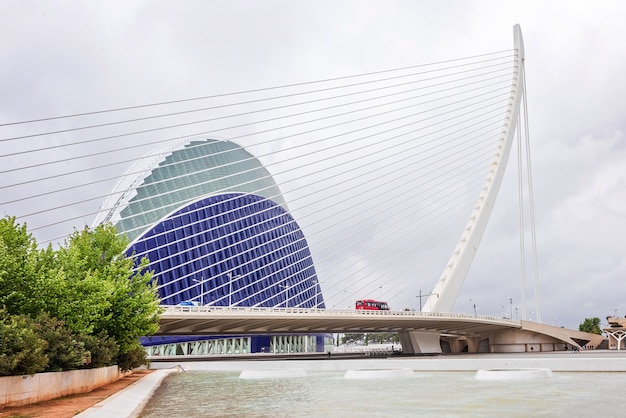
[[161, 305, 517, 324]]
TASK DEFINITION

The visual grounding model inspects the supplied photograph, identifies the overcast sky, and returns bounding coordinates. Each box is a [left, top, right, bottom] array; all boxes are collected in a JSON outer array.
[[1, 0, 625, 330]]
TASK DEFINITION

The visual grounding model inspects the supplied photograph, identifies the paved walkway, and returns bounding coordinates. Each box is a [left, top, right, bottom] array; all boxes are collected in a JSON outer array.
[[75, 369, 175, 418]]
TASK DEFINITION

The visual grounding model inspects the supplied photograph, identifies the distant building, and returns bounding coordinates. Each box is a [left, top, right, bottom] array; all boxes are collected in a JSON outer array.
[[604, 317, 626, 350], [94, 137, 329, 354]]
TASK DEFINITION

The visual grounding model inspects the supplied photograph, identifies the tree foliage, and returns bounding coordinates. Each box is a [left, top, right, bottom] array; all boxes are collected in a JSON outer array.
[[34, 314, 88, 372], [341, 332, 400, 345], [0, 216, 162, 375], [83, 331, 119, 369], [579, 317, 602, 335], [0, 311, 48, 376], [53, 224, 161, 361], [0, 217, 41, 314]]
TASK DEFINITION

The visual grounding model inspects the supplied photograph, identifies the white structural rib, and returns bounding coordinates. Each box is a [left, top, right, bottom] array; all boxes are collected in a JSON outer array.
[[423, 24, 525, 312], [91, 136, 197, 227]]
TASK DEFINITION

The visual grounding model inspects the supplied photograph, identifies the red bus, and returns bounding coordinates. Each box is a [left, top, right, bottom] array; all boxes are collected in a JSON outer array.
[[355, 299, 390, 310]]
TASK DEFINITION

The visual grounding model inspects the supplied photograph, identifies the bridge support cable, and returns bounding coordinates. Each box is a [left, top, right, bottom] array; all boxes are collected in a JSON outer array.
[[512, 39, 540, 323], [15, 89, 511, 239], [517, 112, 528, 321], [520, 64, 541, 323], [1, 49, 514, 129], [423, 24, 527, 313], [1, 34, 520, 312]]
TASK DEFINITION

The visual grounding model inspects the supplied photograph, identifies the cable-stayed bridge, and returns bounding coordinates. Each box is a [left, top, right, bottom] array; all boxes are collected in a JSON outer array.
[[1, 25, 599, 354], [155, 305, 603, 355]]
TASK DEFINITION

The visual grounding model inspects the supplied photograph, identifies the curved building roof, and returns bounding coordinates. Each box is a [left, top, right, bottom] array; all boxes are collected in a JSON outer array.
[[93, 137, 286, 243]]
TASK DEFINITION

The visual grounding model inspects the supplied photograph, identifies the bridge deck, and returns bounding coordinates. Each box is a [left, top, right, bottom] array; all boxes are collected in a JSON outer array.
[[157, 306, 520, 336]]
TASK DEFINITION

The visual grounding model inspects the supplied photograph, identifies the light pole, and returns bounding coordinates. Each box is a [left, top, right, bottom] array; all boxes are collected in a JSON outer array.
[[279, 284, 290, 307], [312, 279, 318, 308], [417, 291, 439, 311], [509, 298, 513, 320], [227, 272, 241, 306], [192, 277, 206, 305], [469, 299, 477, 317]]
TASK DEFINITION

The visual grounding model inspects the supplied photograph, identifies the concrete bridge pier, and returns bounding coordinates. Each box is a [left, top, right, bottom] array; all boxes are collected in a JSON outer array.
[[399, 330, 442, 354], [465, 336, 482, 353]]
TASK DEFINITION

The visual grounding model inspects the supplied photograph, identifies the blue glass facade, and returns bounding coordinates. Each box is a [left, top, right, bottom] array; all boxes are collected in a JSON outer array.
[[129, 193, 323, 307]]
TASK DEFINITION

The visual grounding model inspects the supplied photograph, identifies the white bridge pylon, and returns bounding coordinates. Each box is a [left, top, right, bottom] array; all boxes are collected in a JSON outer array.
[[424, 24, 528, 314]]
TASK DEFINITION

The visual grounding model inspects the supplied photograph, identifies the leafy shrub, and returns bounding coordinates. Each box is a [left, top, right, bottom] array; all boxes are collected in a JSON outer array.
[[82, 331, 119, 368], [0, 311, 48, 376], [117, 345, 149, 372], [34, 314, 88, 372]]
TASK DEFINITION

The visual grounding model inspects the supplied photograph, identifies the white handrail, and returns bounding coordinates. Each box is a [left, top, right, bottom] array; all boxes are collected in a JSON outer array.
[[161, 305, 517, 324]]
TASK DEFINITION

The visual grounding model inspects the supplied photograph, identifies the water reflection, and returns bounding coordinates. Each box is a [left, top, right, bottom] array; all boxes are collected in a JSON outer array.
[[139, 370, 620, 417]]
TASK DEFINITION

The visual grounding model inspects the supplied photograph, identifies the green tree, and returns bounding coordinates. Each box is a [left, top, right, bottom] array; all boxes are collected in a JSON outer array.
[[342, 333, 365, 344], [0, 311, 48, 376], [34, 314, 88, 372], [55, 224, 161, 368], [0, 217, 162, 374], [0, 217, 40, 314], [83, 331, 119, 368], [579, 317, 602, 335], [117, 346, 150, 372]]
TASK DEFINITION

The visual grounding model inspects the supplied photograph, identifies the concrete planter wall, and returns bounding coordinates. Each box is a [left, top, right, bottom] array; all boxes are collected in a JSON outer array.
[[0, 366, 120, 407]]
